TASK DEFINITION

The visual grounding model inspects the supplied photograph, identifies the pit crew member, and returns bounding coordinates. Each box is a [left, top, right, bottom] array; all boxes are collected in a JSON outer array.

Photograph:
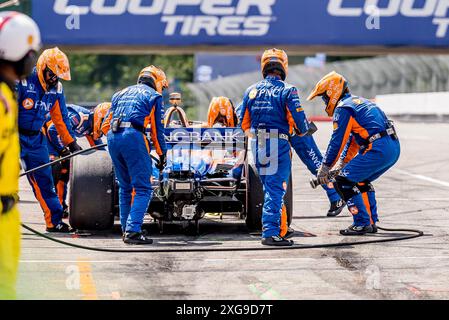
[[308, 71, 400, 235], [106, 66, 167, 245], [238, 48, 310, 246], [17, 47, 81, 233]]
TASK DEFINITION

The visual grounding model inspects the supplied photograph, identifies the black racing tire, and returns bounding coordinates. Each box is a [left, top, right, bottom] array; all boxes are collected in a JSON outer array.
[[69, 150, 115, 231], [245, 164, 293, 231]]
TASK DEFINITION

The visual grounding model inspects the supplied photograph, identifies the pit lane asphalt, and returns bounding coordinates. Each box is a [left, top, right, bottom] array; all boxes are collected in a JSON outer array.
[[17, 121, 449, 300]]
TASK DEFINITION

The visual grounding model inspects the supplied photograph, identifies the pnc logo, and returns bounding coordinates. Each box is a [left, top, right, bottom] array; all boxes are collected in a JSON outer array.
[[257, 87, 282, 98], [22, 98, 34, 110]]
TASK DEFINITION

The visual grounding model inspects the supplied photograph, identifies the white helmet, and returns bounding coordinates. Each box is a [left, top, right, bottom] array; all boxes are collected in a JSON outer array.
[[0, 11, 41, 61], [0, 11, 41, 77]]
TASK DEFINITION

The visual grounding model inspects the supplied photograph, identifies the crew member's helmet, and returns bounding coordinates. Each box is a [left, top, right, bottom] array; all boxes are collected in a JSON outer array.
[[307, 71, 349, 117], [261, 48, 288, 81], [0, 11, 41, 79], [36, 47, 71, 91], [207, 96, 236, 127], [137, 65, 169, 94], [92, 102, 112, 140]]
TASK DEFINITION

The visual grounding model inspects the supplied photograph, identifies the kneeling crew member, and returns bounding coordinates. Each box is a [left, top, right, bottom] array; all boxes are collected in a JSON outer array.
[[309, 71, 400, 235], [106, 66, 167, 245], [238, 48, 310, 246]]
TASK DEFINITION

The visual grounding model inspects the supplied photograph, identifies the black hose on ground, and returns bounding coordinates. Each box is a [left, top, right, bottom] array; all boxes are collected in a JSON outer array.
[[21, 223, 424, 253]]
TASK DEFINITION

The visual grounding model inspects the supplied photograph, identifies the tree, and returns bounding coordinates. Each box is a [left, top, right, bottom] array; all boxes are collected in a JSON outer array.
[[63, 54, 194, 110]]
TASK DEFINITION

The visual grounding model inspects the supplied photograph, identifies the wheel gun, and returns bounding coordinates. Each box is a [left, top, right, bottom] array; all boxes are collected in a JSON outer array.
[[309, 170, 340, 189]]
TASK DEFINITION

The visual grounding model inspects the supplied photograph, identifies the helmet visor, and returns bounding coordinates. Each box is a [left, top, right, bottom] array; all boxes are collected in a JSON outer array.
[[321, 94, 330, 106], [44, 66, 58, 88]]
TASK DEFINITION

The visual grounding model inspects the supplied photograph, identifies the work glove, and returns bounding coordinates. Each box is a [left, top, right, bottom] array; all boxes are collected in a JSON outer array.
[[156, 153, 166, 171], [330, 159, 346, 177], [317, 164, 331, 185], [67, 141, 82, 153]]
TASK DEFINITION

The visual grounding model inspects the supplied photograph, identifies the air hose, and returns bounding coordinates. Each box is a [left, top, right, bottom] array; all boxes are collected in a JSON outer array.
[[19, 142, 424, 253], [21, 223, 423, 253]]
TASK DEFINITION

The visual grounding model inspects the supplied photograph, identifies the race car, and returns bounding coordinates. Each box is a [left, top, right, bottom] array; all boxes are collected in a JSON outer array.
[[68, 106, 293, 233]]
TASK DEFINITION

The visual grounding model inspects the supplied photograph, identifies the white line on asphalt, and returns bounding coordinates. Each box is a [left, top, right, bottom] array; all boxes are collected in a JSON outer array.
[[394, 169, 449, 188]]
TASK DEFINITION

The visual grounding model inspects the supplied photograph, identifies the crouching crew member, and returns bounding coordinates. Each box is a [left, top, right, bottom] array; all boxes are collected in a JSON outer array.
[[238, 48, 310, 246], [106, 66, 167, 245], [309, 71, 400, 235], [44, 103, 111, 216]]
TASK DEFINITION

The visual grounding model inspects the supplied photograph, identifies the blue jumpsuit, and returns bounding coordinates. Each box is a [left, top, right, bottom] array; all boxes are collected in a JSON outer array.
[[322, 94, 400, 227], [17, 69, 75, 228], [45, 104, 103, 207], [107, 84, 166, 233], [238, 75, 309, 238], [290, 135, 341, 203]]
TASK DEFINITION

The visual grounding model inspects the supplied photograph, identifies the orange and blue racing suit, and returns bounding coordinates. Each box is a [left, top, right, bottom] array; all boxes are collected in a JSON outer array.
[[238, 75, 309, 238], [106, 84, 166, 233], [323, 94, 400, 227], [45, 104, 103, 209], [16, 69, 75, 229]]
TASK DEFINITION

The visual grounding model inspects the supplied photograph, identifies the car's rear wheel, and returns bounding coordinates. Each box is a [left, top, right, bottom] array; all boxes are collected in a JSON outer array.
[[69, 150, 115, 231], [245, 164, 293, 231]]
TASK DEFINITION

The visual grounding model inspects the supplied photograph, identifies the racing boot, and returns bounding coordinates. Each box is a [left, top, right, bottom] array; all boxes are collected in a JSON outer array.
[[368, 224, 378, 234], [261, 235, 294, 246], [124, 232, 153, 245], [339, 224, 373, 236], [283, 227, 295, 239], [46, 221, 73, 233], [327, 199, 345, 217]]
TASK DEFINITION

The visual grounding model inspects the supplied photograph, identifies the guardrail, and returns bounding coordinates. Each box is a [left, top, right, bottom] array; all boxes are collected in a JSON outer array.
[[376, 91, 449, 122]]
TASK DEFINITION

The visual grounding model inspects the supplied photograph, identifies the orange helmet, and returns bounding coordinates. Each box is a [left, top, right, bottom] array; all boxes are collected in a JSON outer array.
[[207, 97, 236, 127], [307, 71, 348, 117], [92, 102, 111, 140], [261, 48, 288, 81], [36, 47, 71, 91], [137, 65, 169, 94]]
